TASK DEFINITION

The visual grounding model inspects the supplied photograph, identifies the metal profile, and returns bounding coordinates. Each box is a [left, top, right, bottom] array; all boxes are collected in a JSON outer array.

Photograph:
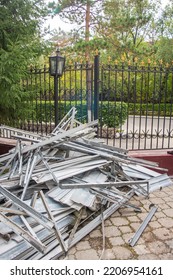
[[0, 107, 172, 260], [0, 213, 46, 253], [0, 185, 54, 230], [128, 205, 158, 246]]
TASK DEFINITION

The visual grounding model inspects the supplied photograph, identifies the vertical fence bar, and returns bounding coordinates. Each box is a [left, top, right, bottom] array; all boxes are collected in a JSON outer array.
[[168, 66, 173, 148], [131, 61, 137, 150], [150, 65, 157, 149], [48, 67, 53, 133], [94, 54, 100, 121], [138, 64, 144, 150], [54, 75, 59, 127], [144, 63, 150, 149], [86, 61, 92, 122], [80, 63, 83, 123], [156, 65, 162, 149], [113, 62, 118, 147], [162, 66, 169, 149], [126, 62, 131, 150]]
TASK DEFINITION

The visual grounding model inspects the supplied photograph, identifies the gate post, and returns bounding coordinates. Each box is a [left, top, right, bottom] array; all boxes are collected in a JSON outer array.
[[94, 53, 100, 120]]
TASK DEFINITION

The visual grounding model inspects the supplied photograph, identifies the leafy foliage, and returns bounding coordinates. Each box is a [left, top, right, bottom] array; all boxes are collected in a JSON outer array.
[[0, 0, 49, 123], [25, 100, 128, 128]]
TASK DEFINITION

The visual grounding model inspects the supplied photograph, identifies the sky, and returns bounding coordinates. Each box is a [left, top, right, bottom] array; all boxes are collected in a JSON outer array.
[[43, 0, 171, 35], [44, 0, 76, 34]]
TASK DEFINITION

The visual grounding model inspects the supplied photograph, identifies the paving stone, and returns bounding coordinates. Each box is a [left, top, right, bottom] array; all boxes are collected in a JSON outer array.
[[153, 228, 172, 240], [133, 244, 151, 255], [137, 254, 160, 260], [89, 236, 112, 251], [76, 240, 91, 251], [165, 240, 173, 250], [135, 237, 147, 245], [137, 212, 156, 221], [141, 201, 153, 211], [111, 210, 121, 217], [165, 201, 173, 208], [130, 222, 142, 231], [104, 219, 113, 226], [148, 193, 156, 198], [163, 208, 173, 218], [77, 234, 89, 242], [119, 208, 138, 216], [157, 203, 170, 210], [122, 232, 134, 243], [149, 197, 166, 205], [155, 211, 166, 219], [154, 191, 169, 198], [104, 226, 121, 237], [127, 215, 142, 223], [135, 195, 146, 200], [162, 195, 173, 202], [68, 246, 77, 255], [112, 245, 134, 260], [89, 229, 102, 238], [160, 253, 173, 260], [158, 217, 173, 228], [147, 240, 170, 255], [75, 249, 99, 260], [163, 188, 173, 195], [142, 204, 153, 212], [98, 249, 115, 260], [142, 231, 156, 242], [110, 217, 129, 226], [66, 254, 76, 260], [109, 236, 124, 246], [119, 225, 133, 234], [149, 220, 162, 229]]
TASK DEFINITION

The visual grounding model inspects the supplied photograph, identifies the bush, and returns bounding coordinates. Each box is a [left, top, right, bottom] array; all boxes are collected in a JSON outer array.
[[128, 103, 173, 116], [28, 100, 128, 128], [99, 102, 128, 127]]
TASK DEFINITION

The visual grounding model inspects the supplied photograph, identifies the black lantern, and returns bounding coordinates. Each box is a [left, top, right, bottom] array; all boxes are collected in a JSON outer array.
[[49, 49, 65, 77], [49, 49, 65, 126]]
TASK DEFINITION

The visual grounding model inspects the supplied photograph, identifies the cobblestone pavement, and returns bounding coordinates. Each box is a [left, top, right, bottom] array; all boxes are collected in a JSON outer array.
[[63, 185, 173, 260]]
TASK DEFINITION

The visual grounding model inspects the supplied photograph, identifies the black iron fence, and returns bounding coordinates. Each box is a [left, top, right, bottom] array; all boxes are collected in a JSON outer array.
[[1, 55, 173, 150]]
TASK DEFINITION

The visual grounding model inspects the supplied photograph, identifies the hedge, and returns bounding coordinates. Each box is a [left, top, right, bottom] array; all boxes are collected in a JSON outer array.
[[128, 103, 173, 116], [28, 101, 128, 128]]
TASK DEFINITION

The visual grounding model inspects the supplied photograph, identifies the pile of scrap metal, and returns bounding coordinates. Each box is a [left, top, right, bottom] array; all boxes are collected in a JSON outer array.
[[0, 107, 172, 260]]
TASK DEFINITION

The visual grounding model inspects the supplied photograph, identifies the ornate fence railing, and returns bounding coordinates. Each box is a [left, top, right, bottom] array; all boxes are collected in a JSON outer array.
[[1, 56, 173, 150]]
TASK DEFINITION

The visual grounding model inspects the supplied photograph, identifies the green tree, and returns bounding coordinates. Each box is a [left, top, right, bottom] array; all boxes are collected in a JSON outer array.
[[97, 0, 161, 60], [0, 0, 49, 124], [48, 0, 103, 59], [155, 0, 173, 63]]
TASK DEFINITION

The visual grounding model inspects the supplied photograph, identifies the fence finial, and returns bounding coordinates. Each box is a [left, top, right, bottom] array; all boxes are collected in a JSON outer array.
[[121, 55, 125, 62], [114, 59, 118, 65]]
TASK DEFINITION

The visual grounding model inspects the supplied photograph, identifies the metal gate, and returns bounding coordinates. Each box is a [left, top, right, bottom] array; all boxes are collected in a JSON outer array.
[[1, 55, 173, 150]]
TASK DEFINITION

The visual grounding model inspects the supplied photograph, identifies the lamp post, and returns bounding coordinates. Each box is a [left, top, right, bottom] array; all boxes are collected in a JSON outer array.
[[49, 49, 65, 127]]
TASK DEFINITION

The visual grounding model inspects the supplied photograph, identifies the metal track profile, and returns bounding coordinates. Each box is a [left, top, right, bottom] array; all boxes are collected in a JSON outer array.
[[128, 205, 158, 247], [0, 213, 46, 253], [0, 108, 172, 260], [0, 185, 54, 230]]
